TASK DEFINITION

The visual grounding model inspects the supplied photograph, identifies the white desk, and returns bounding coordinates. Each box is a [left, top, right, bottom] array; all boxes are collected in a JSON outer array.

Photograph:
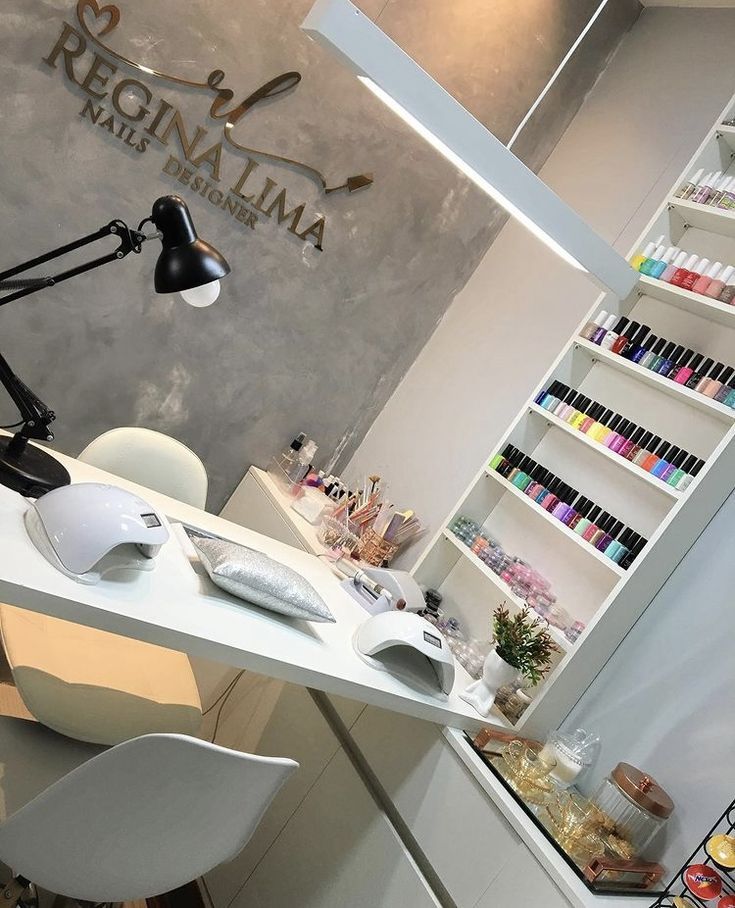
[[0, 447, 484, 730]]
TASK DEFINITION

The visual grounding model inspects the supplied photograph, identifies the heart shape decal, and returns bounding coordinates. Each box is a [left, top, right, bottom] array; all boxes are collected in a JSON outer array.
[[76, 0, 121, 37]]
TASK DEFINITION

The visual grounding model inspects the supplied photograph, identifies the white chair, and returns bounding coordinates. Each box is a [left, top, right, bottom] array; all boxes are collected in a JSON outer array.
[[0, 427, 208, 745], [0, 716, 298, 904], [78, 426, 208, 509]]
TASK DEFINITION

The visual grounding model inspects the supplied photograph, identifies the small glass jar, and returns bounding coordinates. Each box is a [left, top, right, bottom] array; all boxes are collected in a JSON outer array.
[[591, 763, 674, 855]]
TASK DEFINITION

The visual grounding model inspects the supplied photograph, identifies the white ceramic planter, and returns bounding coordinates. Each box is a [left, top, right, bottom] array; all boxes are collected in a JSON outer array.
[[460, 648, 518, 717]]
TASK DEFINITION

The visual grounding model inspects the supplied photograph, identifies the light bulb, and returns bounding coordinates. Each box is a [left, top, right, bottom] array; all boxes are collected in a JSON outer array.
[[180, 280, 221, 307]]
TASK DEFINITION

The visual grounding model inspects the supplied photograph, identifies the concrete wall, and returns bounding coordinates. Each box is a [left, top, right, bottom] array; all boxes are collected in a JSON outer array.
[[0, 0, 637, 510], [345, 6, 735, 564]]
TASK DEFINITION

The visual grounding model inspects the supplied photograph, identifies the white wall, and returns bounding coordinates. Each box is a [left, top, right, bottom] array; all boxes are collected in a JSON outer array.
[[344, 6, 735, 567], [565, 488, 735, 873]]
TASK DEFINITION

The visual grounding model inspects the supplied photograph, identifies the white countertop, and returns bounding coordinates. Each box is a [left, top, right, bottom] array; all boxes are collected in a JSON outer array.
[[0, 446, 486, 730], [443, 729, 654, 908]]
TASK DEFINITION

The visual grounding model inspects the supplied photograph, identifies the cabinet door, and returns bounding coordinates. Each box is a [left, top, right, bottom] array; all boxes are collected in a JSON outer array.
[[220, 472, 307, 551], [474, 843, 572, 908], [351, 707, 520, 907], [230, 748, 442, 908]]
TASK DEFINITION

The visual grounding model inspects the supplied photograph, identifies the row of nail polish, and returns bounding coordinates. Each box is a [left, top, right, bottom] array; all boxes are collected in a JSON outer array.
[[630, 235, 735, 303], [580, 311, 735, 408], [535, 381, 703, 491], [673, 168, 735, 209], [489, 445, 647, 569]]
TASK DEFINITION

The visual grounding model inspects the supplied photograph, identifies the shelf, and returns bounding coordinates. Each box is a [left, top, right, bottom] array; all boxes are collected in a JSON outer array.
[[574, 336, 735, 423], [669, 196, 735, 238], [637, 274, 735, 329], [527, 403, 683, 501], [483, 469, 627, 578], [716, 124, 735, 152], [441, 530, 572, 653]]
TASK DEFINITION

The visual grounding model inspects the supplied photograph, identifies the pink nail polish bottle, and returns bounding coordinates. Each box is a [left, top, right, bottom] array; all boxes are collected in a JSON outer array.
[[691, 261, 722, 296], [661, 251, 687, 284], [704, 264, 735, 299]]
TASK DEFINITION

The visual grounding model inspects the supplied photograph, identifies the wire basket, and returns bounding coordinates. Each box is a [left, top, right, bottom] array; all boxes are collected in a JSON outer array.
[[359, 528, 400, 566]]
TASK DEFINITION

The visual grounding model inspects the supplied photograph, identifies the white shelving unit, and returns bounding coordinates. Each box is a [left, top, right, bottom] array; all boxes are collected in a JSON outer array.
[[411, 95, 735, 738]]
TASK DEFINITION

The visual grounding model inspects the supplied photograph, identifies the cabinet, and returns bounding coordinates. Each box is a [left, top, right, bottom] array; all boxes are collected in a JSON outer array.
[[412, 95, 735, 737]]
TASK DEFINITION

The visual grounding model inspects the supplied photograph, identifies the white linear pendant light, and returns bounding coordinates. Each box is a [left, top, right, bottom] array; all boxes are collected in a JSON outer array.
[[301, 0, 637, 299]]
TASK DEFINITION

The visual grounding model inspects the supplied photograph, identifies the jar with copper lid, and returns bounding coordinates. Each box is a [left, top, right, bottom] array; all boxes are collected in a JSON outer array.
[[591, 763, 674, 856]]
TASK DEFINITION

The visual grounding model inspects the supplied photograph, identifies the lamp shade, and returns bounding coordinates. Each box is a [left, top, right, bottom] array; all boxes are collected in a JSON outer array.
[[150, 196, 231, 294]]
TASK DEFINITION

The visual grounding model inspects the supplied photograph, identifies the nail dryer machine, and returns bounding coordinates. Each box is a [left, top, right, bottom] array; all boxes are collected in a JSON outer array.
[[354, 611, 456, 695]]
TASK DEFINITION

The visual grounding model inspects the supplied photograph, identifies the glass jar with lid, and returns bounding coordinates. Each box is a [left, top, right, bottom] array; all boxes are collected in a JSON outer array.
[[591, 763, 674, 856]]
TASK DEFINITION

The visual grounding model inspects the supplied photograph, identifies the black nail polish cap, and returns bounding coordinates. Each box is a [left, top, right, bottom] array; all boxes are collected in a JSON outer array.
[[709, 361, 725, 379], [612, 316, 629, 334]]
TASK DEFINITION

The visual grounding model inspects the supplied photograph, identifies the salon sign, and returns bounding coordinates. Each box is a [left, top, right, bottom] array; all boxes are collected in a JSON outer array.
[[41, 1, 374, 251]]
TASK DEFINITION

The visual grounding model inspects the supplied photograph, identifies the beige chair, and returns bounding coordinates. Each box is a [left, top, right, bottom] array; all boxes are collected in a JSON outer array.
[[0, 428, 206, 745]]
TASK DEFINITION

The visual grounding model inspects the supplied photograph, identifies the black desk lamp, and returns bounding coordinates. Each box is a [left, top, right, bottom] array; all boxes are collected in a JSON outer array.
[[0, 195, 230, 497]]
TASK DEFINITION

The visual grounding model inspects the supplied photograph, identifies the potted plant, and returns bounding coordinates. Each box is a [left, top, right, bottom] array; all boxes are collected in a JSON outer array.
[[461, 604, 559, 717]]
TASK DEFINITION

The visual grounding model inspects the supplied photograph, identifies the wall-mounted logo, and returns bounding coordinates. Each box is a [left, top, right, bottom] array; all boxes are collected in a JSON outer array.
[[41, 0, 374, 250]]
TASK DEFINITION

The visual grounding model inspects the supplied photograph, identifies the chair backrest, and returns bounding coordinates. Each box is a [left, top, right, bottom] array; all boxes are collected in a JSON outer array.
[[79, 427, 208, 509], [0, 733, 297, 903]]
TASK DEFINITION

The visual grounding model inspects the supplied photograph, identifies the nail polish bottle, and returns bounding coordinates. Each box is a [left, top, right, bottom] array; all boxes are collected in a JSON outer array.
[[650, 441, 674, 478], [639, 245, 667, 277], [603, 523, 627, 560], [580, 310, 609, 341], [690, 172, 713, 204], [540, 478, 564, 512], [496, 446, 518, 478], [579, 402, 602, 434], [704, 264, 735, 299], [541, 381, 566, 410], [597, 518, 624, 553], [505, 451, 523, 482], [490, 443, 514, 471], [560, 490, 581, 526], [676, 458, 703, 491], [608, 528, 633, 564], [591, 313, 617, 345], [509, 455, 530, 489], [574, 502, 599, 537], [692, 261, 723, 295], [658, 447, 682, 482], [611, 321, 641, 355], [670, 254, 700, 287], [716, 176, 735, 208], [534, 473, 556, 505], [581, 507, 603, 542], [714, 368, 735, 403], [624, 427, 649, 462], [719, 283, 735, 305], [625, 326, 654, 362], [704, 364, 733, 399], [550, 385, 571, 417], [661, 250, 688, 284], [657, 343, 686, 377], [639, 435, 663, 472], [667, 349, 695, 382], [630, 334, 658, 365], [620, 535, 647, 570], [630, 237, 662, 271], [631, 431, 656, 466], [680, 257, 709, 292], [667, 452, 695, 487], [534, 383, 554, 405], [569, 396, 591, 429], [606, 418, 630, 453], [673, 351, 702, 385], [525, 467, 548, 500], [602, 414, 625, 450], [588, 512, 613, 546], [723, 178, 735, 210], [649, 246, 679, 280], [567, 497, 590, 531], [686, 356, 715, 390], [696, 361, 725, 394], [694, 171, 721, 204], [639, 337, 666, 370], [552, 489, 577, 522], [600, 316, 629, 351], [649, 340, 675, 373], [707, 175, 730, 207], [674, 168, 703, 200], [592, 408, 616, 443], [557, 387, 580, 420], [619, 426, 644, 459]]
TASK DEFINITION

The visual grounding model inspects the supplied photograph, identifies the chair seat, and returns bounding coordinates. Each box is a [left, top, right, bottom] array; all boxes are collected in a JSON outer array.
[[0, 606, 202, 746], [0, 716, 104, 823]]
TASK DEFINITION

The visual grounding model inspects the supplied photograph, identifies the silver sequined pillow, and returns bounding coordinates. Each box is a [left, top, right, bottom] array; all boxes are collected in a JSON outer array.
[[191, 535, 336, 623]]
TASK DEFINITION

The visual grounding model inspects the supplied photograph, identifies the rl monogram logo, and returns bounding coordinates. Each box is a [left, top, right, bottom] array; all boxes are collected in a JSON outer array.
[[41, 1, 374, 250]]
